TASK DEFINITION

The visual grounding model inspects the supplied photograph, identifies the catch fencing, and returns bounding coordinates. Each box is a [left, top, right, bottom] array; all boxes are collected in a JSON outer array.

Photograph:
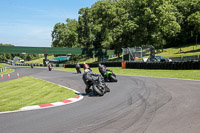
[[122, 47, 143, 61], [122, 46, 154, 62]]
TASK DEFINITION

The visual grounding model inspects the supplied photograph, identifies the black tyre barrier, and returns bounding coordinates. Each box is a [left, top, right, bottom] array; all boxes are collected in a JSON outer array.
[[14, 61, 200, 70]]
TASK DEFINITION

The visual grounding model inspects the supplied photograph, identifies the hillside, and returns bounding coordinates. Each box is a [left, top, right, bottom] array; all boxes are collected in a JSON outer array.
[[157, 44, 200, 58]]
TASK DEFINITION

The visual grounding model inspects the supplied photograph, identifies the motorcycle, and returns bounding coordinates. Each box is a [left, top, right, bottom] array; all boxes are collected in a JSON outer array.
[[48, 64, 52, 71], [83, 72, 110, 96], [75, 63, 81, 74], [105, 69, 118, 82], [98, 64, 117, 82]]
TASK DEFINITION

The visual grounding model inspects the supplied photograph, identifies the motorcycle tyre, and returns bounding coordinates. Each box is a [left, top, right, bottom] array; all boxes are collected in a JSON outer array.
[[93, 85, 104, 96], [110, 75, 117, 82], [78, 69, 81, 73], [76, 68, 81, 74], [85, 88, 91, 94], [105, 85, 110, 92]]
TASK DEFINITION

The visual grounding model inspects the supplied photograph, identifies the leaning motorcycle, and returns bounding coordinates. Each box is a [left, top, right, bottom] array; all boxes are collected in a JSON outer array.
[[83, 74, 110, 96], [105, 70, 118, 82], [98, 64, 117, 82]]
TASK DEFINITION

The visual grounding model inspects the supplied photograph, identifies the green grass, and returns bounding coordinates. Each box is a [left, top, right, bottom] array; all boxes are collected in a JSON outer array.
[[0, 76, 78, 112], [108, 67, 200, 80], [156, 44, 200, 58], [0, 63, 4, 68], [25, 55, 55, 64], [55, 67, 200, 80]]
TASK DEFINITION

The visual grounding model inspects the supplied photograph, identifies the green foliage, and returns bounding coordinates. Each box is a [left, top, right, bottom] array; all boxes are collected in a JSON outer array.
[[52, 18, 79, 48], [0, 43, 13, 61], [51, 0, 200, 52]]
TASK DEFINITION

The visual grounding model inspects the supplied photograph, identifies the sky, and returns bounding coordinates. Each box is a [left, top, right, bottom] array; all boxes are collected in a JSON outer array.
[[0, 0, 98, 47]]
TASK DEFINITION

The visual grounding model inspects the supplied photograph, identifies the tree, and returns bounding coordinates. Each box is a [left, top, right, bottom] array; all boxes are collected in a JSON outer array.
[[52, 18, 79, 48], [52, 0, 200, 51], [78, 0, 129, 52], [121, 0, 181, 49], [173, 0, 200, 45], [187, 11, 200, 37]]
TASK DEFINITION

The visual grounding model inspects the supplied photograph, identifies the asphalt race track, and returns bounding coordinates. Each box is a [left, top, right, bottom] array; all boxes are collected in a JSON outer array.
[[1, 66, 200, 133]]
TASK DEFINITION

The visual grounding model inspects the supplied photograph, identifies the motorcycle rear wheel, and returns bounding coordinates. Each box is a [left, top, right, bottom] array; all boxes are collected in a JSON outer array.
[[93, 85, 104, 96]]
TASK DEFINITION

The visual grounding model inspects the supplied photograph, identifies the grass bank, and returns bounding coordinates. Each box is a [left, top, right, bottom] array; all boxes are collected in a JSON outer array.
[[25, 55, 55, 64], [157, 44, 200, 58], [0, 76, 78, 112], [0, 63, 4, 68]]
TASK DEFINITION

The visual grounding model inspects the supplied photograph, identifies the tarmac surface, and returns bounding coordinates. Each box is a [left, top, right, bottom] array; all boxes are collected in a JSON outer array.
[[0, 66, 200, 133]]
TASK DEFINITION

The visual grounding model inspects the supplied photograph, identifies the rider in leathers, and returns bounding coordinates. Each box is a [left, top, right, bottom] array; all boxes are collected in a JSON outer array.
[[75, 63, 81, 73], [82, 63, 98, 93], [82, 69, 94, 93], [98, 63, 111, 81]]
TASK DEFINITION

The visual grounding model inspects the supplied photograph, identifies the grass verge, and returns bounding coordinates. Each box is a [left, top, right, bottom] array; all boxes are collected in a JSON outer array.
[[0, 63, 14, 75], [0, 63, 4, 68], [0, 76, 78, 112], [25, 55, 55, 64], [54, 67, 200, 80]]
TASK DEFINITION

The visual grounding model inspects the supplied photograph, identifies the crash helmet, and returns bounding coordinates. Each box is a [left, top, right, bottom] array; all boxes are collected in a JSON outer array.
[[102, 64, 106, 70]]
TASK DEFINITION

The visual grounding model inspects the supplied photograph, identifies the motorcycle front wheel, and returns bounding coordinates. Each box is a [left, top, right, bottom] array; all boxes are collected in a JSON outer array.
[[105, 85, 110, 92], [110, 75, 117, 82]]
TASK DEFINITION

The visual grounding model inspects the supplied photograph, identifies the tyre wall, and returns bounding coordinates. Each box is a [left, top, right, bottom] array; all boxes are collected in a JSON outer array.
[[14, 61, 200, 70]]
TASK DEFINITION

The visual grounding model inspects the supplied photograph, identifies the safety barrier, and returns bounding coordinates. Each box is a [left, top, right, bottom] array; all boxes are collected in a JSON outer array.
[[14, 61, 200, 70], [125, 61, 200, 70], [0, 67, 6, 73]]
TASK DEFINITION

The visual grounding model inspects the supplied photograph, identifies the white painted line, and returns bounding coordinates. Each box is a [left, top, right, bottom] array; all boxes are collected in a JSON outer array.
[[20, 105, 40, 111]]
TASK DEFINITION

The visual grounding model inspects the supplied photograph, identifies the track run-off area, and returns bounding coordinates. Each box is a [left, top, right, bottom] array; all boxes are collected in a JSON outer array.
[[0, 66, 200, 133]]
